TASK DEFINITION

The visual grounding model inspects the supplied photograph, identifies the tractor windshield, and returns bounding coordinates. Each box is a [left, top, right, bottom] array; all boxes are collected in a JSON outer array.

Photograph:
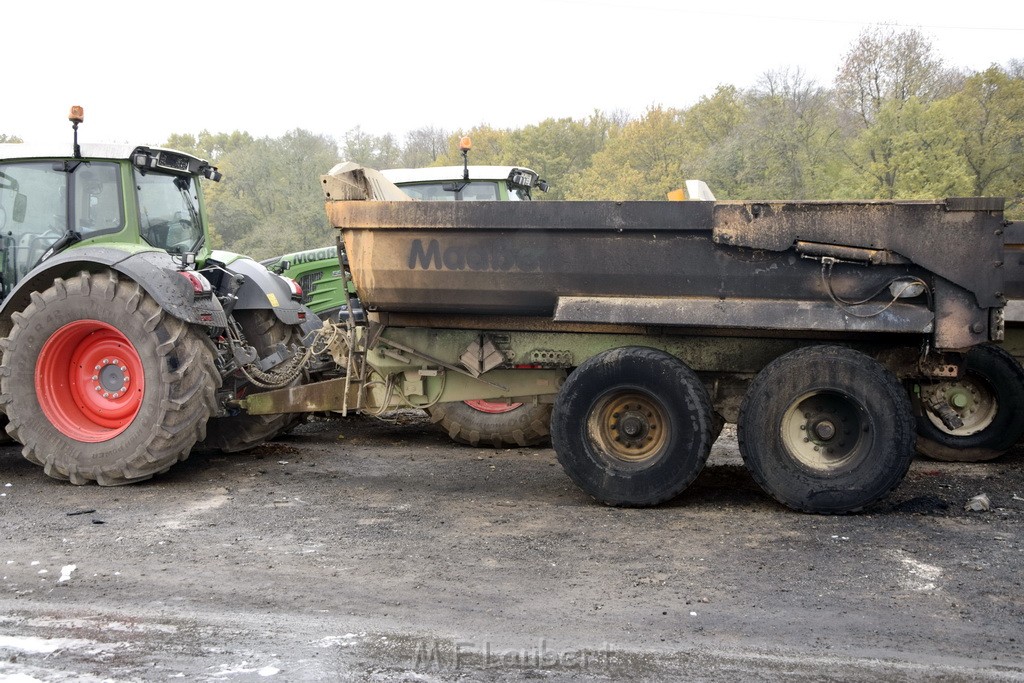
[[134, 170, 203, 253], [398, 181, 502, 201]]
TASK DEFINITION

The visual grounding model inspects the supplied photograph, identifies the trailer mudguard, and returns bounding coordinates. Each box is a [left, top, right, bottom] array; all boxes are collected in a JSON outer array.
[[213, 255, 307, 326], [0, 246, 228, 337]]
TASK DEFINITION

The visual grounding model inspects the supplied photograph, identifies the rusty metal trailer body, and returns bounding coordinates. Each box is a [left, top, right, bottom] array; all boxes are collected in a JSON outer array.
[[333, 198, 1001, 350], [245, 179, 1007, 513]]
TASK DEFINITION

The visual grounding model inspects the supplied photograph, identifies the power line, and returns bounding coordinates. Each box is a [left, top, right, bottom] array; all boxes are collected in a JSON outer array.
[[548, 0, 1024, 32]]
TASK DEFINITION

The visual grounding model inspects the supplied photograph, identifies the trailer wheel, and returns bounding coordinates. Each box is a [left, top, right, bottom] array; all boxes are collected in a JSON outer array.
[[201, 310, 304, 453], [550, 347, 713, 507], [0, 271, 219, 485], [738, 345, 914, 514], [426, 399, 552, 448], [914, 344, 1024, 462]]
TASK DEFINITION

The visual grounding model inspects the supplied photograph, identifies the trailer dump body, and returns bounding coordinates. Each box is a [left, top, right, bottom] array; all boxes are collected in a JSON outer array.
[[328, 198, 1004, 351], [239, 169, 1013, 513]]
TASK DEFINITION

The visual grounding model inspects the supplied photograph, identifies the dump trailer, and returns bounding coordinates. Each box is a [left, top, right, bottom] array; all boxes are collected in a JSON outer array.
[[243, 166, 1008, 514]]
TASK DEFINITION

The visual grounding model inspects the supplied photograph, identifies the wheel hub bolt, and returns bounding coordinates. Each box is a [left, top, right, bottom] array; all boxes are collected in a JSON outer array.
[[813, 420, 836, 441], [621, 416, 644, 437], [88, 355, 132, 401]]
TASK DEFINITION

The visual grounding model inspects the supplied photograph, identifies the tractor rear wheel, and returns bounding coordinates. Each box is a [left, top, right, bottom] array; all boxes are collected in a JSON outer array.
[[0, 271, 219, 485]]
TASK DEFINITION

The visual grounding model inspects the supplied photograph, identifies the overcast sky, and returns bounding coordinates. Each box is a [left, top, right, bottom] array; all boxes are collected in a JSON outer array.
[[3, 0, 1022, 147]]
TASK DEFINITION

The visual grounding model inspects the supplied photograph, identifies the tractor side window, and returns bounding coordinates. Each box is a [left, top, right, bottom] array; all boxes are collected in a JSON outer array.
[[459, 182, 500, 201], [0, 162, 67, 290], [0, 162, 66, 237], [72, 163, 124, 235], [134, 169, 203, 253]]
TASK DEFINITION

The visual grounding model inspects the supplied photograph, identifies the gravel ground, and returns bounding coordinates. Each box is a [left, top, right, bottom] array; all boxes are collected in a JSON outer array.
[[1, 413, 1022, 681]]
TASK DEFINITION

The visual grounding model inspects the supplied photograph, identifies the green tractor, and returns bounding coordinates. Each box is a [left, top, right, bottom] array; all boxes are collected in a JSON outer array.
[[263, 140, 553, 448], [0, 107, 315, 484]]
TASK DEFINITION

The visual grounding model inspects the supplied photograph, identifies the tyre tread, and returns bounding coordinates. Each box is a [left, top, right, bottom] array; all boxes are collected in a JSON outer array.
[[0, 270, 219, 485], [426, 401, 552, 449], [738, 345, 914, 514]]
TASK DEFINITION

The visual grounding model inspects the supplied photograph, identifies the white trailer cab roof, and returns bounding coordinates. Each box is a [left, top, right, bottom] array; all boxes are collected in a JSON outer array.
[[381, 165, 535, 184]]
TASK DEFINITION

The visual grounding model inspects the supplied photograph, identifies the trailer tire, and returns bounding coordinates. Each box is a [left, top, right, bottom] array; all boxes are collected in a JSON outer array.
[[914, 344, 1024, 462], [0, 271, 219, 485], [738, 345, 914, 514], [551, 347, 713, 507], [426, 400, 552, 448], [201, 310, 304, 453]]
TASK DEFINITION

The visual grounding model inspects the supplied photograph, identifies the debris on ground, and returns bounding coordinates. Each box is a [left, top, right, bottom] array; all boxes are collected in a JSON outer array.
[[965, 493, 992, 512]]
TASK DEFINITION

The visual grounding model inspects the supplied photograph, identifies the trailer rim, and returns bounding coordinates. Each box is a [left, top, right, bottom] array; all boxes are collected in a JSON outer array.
[[587, 391, 669, 464], [922, 377, 998, 436], [780, 390, 869, 473]]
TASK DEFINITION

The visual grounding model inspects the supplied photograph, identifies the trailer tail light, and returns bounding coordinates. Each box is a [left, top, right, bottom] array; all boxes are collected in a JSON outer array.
[[179, 270, 212, 296]]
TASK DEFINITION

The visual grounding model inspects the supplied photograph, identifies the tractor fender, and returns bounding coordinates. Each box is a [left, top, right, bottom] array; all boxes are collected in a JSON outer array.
[[216, 256, 307, 327], [0, 246, 228, 337]]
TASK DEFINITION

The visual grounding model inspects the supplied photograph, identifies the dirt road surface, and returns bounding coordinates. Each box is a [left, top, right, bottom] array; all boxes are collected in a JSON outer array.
[[1, 414, 1023, 682]]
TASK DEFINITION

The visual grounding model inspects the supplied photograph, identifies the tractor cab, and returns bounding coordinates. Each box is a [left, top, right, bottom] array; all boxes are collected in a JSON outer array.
[[380, 137, 547, 201], [0, 108, 220, 298]]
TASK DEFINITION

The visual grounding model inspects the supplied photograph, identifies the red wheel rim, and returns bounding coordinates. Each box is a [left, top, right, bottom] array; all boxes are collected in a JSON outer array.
[[35, 320, 146, 442], [463, 399, 523, 414]]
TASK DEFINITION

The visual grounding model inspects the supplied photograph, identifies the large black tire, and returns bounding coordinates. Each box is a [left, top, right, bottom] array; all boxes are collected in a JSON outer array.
[[426, 400, 552, 448], [738, 345, 915, 514], [0, 415, 12, 444], [550, 347, 714, 507], [200, 310, 303, 453], [0, 271, 219, 485], [914, 344, 1024, 462]]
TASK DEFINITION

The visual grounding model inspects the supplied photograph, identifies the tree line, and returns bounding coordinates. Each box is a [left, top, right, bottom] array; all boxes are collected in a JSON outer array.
[[4, 28, 1022, 259]]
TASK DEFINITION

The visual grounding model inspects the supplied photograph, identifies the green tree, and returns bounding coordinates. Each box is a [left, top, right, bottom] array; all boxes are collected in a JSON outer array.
[[164, 130, 254, 161], [342, 126, 401, 169], [733, 70, 843, 199], [204, 129, 340, 259], [927, 66, 1024, 211], [835, 27, 963, 198], [652, 86, 750, 200], [436, 125, 513, 166], [0, 134, 23, 143], [836, 27, 957, 128], [400, 126, 451, 168], [504, 112, 624, 199], [569, 106, 688, 200]]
